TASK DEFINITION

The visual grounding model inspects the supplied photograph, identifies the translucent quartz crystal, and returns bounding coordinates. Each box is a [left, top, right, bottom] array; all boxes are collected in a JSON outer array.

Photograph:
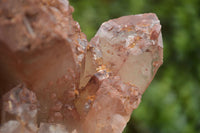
[[81, 75, 141, 133], [38, 123, 69, 133], [89, 14, 163, 93], [0, 0, 163, 132], [38, 123, 78, 133], [0, 120, 34, 133]]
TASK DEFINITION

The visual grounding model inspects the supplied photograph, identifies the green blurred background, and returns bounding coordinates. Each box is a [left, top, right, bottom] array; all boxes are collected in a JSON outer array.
[[69, 0, 200, 132]]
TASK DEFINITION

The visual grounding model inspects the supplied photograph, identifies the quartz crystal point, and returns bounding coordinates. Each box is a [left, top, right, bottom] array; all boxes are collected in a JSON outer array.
[[87, 14, 163, 93], [0, 0, 163, 132]]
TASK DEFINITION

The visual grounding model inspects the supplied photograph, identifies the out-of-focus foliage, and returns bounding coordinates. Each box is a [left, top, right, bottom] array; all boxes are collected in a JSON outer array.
[[70, 0, 200, 132]]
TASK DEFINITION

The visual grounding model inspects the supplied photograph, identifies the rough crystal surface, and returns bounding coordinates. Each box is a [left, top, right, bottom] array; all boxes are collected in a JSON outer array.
[[1, 85, 38, 133], [0, 0, 86, 127], [0, 0, 163, 133]]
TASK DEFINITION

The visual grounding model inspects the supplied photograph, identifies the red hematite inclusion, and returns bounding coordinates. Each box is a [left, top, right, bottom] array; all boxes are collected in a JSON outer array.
[[0, 0, 163, 133]]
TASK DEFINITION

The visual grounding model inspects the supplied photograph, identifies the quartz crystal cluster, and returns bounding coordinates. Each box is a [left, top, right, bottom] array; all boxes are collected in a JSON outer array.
[[0, 0, 163, 133]]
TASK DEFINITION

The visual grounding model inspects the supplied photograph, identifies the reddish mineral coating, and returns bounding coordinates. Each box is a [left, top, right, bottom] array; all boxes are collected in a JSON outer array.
[[0, 0, 87, 128], [0, 0, 163, 133]]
